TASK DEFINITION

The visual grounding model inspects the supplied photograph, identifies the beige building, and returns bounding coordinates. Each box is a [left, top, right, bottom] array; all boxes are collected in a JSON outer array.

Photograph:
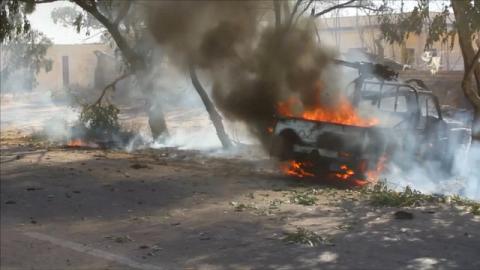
[[316, 14, 465, 71], [35, 43, 116, 92]]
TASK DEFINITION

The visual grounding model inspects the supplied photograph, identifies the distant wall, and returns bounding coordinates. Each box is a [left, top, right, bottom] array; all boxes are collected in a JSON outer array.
[[35, 43, 114, 92]]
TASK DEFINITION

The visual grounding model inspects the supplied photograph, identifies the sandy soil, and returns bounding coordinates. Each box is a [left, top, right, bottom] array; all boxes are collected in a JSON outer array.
[[1, 132, 479, 270]]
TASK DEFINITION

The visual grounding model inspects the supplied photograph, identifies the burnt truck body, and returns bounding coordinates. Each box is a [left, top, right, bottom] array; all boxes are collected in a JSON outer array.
[[270, 61, 468, 178]]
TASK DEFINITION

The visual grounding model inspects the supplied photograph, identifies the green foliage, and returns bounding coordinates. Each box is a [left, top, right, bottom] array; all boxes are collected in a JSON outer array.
[[366, 182, 480, 215], [290, 189, 318, 206], [367, 182, 435, 207], [51, 5, 103, 36], [0, 0, 35, 42], [79, 103, 120, 137], [283, 227, 331, 247], [450, 195, 480, 216], [378, 1, 480, 49], [0, 30, 52, 91]]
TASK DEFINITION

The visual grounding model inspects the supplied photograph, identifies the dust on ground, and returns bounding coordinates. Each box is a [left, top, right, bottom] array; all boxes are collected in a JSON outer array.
[[1, 131, 479, 270]]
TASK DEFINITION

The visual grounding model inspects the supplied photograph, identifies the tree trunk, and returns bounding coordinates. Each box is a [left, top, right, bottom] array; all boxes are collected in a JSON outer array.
[[72, 0, 145, 71], [273, 0, 282, 30], [189, 63, 233, 149], [473, 110, 480, 142], [73, 0, 171, 141], [451, 0, 480, 143]]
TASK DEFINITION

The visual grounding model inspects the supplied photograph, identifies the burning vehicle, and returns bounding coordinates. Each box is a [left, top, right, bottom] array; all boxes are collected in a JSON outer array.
[[270, 60, 468, 182]]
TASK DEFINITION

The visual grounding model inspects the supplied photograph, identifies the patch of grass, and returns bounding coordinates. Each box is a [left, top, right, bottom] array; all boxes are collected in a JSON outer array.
[[79, 103, 120, 138], [450, 195, 480, 216], [269, 199, 284, 209], [366, 182, 436, 207], [365, 182, 480, 214], [283, 227, 332, 247], [290, 189, 318, 206], [104, 235, 133, 243], [229, 201, 257, 212]]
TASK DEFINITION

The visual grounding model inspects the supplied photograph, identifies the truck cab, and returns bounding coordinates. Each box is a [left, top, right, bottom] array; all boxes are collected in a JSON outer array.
[[270, 62, 466, 179]]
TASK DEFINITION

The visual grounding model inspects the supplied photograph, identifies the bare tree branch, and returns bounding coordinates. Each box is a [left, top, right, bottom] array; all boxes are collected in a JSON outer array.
[[294, 0, 314, 25], [286, 0, 303, 29], [313, 0, 356, 17], [72, 0, 144, 71], [92, 72, 132, 107], [273, 0, 282, 29]]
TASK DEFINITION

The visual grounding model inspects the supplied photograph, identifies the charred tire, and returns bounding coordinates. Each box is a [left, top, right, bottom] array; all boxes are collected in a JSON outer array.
[[271, 130, 298, 161]]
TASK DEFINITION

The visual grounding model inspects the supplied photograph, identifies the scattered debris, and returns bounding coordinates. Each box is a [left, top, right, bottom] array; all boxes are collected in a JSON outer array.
[[283, 227, 332, 247], [336, 224, 353, 231], [131, 163, 149, 169], [394, 210, 414, 220], [104, 235, 133, 243], [26, 187, 43, 191], [230, 201, 257, 212], [269, 199, 284, 209], [290, 190, 318, 206], [198, 232, 211, 241]]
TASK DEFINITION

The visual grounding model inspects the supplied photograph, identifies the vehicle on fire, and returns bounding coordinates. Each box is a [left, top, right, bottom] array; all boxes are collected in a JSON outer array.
[[270, 61, 469, 180]]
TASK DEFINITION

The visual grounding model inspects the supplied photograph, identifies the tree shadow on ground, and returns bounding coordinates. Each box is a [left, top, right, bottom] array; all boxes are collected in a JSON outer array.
[[1, 148, 479, 269]]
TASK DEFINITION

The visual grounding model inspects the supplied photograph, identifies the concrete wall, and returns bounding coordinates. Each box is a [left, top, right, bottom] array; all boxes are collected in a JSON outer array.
[[316, 15, 465, 71], [35, 43, 114, 92]]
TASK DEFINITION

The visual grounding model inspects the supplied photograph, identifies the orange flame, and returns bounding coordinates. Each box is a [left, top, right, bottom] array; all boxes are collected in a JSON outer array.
[[335, 164, 355, 180], [67, 139, 86, 147], [277, 96, 378, 127], [281, 160, 314, 178], [366, 156, 387, 181], [66, 138, 98, 148]]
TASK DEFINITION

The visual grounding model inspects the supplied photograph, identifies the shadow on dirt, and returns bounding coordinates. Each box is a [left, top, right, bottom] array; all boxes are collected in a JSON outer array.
[[1, 148, 479, 269]]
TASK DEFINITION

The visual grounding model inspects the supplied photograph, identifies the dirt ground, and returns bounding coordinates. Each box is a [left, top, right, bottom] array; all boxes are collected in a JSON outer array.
[[1, 132, 480, 270]]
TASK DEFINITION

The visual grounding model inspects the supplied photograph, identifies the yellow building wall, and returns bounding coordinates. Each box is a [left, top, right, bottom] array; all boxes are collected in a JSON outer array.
[[316, 15, 465, 71], [35, 43, 113, 91]]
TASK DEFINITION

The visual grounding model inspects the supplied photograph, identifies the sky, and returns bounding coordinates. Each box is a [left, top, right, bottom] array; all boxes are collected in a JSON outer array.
[[28, 0, 449, 45], [28, 1, 101, 44]]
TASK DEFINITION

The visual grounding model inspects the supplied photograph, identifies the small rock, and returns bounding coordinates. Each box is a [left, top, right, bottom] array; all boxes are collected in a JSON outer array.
[[139, 245, 149, 249], [26, 187, 43, 191], [131, 163, 149, 169], [5, 200, 16, 205], [394, 210, 414, 220]]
